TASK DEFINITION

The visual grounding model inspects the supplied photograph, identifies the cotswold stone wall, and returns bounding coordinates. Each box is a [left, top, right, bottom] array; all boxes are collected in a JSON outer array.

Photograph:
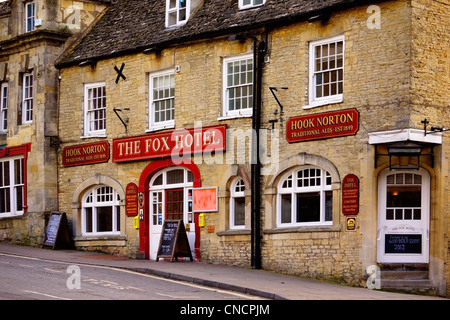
[[410, 0, 450, 297]]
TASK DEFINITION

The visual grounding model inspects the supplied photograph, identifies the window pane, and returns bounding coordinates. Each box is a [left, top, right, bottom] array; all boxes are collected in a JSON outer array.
[[97, 206, 113, 232], [296, 192, 320, 223], [234, 197, 245, 226], [281, 194, 291, 224], [85, 208, 93, 233], [325, 191, 332, 221], [166, 169, 184, 184], [387, 186, 421, 207]]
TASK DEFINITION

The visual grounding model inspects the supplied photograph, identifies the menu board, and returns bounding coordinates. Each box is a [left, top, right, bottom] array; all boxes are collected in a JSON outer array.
[[385, 234, 422, 254], [157, 220, 193, 262], [43, 212, 72, 249]]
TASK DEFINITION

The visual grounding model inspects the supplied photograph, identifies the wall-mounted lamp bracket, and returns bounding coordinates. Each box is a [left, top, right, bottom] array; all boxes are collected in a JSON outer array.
[[269, 87, 288, 113], [422, 118, 449, 136], [113, 108, 130, 132]]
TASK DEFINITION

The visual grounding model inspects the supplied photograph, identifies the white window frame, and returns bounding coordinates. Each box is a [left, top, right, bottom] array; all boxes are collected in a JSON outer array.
[[148, 69, 175, 131], [83, 82, 106, 137], [306, 35, 345, 109], [22, 73, 33, 124], [230, 177, 246, 229], [25, 2, 35, 33], [239, 0, 266, 10], [0, 156, 25, 218], [82, 185, 121, 235], [166, 0, 190, 28], [0, 83, 7, 133], [277, 167, 333, 227], [221, 54, 253, 119]]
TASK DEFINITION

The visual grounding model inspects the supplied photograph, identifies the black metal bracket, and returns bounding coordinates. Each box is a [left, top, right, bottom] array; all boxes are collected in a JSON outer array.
[[422, 118, 449, 136], [113, 108, 129, 132]]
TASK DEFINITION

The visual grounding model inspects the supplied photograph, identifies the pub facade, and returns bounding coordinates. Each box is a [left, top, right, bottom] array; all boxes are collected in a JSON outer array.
[[55, 0, 449, 296]]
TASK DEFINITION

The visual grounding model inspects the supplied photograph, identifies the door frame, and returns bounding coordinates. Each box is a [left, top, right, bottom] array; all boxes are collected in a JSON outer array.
[[138, 159, 201, 259], [377, 167, 430, 264]]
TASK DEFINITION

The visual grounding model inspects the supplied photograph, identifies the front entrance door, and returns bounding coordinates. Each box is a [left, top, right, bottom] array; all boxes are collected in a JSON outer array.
[[377, 168, 430, 263], [149, 168, 195, 260]]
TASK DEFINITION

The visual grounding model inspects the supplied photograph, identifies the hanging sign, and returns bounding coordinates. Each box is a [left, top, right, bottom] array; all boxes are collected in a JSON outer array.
[[286, 108, 359, 142], [342, 174, 359, 215], [62, 141, 110, 167], [125, 183, 138, 217], [112, 124, 226, 162]]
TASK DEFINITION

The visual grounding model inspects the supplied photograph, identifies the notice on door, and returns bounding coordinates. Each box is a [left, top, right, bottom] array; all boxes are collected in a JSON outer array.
[[385, 234, 422, 254]]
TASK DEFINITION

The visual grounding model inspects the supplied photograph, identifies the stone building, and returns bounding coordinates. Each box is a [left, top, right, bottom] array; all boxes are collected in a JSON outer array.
[[0, 0, 109, 245], [55, 0, 449, 296]]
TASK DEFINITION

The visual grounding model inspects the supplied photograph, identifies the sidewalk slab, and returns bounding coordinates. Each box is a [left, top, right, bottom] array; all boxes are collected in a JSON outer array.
[[0, 243, 445, 300]]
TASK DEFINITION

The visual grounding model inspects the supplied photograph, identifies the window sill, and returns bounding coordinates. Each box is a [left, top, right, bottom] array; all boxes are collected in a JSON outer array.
[[146, 124, 175, 133], [74, 234, 127, 247], [264, 225, 341, 234], [0, 213, 24, 220], [218, 113, 252, 121], [81, 134, 107, 139], [216, 229, 251, 236], [304, 95, 343, 110]]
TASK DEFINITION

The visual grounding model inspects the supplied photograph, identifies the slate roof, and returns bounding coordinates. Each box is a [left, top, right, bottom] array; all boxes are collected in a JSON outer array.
[[56, 0, 374, 68]]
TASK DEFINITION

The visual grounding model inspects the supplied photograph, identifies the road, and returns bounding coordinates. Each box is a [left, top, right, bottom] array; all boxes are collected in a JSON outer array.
[[0, 253, 259, 300]]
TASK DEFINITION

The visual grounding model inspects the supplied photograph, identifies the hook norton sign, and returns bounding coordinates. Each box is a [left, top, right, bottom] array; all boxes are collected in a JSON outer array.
[[112, 124, 227, 162], [286, 108, 359, 142]]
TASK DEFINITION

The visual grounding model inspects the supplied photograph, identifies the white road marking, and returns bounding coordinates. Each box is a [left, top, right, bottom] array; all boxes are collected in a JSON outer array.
[[23, 290, 71, 300]]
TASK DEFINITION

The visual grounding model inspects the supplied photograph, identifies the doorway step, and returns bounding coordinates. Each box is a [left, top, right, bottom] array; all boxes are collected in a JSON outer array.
[[379, 264, 436, 295]]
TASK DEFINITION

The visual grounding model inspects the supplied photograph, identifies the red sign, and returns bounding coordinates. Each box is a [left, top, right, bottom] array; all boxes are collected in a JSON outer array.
[[342, 174, 359, 215], [286, 108, 359, 142], [112, 125, 227, 163], [193, 187, 218, 212], [62, 141, 109, 167], [125, 183, 138, 217]]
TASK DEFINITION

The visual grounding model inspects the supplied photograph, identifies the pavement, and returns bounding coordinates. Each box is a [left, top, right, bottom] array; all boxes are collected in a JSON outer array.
[[0, 242, 446, 300]]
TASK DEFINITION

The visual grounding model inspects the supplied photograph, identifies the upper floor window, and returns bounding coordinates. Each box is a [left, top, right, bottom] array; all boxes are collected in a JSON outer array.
[[307, 35, 344, 109], [239, 0, 265, 10], [84, 82, 106, 137], [22, 73, 33, 124], [277, 167, 332, 226], [149, 70, 175, 131], [0, 156, 24, 217], [1, 83, 7, 132], [25, 2, 35, 33], [222, 54, 253, 118], [166, 0, 190, 28]]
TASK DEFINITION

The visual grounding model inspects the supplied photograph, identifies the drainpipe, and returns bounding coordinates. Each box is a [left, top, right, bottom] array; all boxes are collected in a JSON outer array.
[[250, 37, 266, 270]]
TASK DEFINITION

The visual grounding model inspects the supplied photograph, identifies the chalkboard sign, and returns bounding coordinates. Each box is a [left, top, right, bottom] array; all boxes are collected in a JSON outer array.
[[43, 212, 72, 250], [385, 234, 422, 254], [157, 220, 193, 262]]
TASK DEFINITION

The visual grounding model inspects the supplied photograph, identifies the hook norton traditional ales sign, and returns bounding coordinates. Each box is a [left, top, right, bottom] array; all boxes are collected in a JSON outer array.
[[62, 141, 110, 167], [286, 108, 359, 142]]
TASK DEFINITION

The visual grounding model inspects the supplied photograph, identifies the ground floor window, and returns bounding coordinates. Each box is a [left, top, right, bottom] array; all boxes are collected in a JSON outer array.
[[277, 167, 332, 226], [82, 185, 121, 235], [0, 156, 24, 217], [230, 177, 245, 229]]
